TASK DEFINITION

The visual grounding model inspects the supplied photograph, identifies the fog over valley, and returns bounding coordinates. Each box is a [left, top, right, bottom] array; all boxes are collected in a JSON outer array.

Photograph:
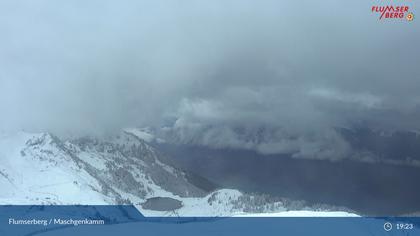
[[0, 0, 419, 216]]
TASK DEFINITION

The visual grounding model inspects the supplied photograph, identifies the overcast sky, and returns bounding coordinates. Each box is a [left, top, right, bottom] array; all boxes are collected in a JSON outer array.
[[0, 0, 419, 158]]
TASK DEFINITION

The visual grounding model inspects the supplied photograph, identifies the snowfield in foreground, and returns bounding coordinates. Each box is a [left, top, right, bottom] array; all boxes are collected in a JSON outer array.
[[0, 130, 358, 217], [234, 211, 359, 217]]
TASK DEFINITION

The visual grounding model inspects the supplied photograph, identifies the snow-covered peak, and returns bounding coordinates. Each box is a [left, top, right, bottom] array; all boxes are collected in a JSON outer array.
[[0, 131, 203, 205], [0, 131, 358, 217], [124, 127, 165, 143], [0, 131, 112, 205]]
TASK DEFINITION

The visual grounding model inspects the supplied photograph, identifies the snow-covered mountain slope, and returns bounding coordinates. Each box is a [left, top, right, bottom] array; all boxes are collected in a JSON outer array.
[[0, 130, 358, 217], [137, 188, 359, 217], [0, 131, 112, 204], [0, 130, 204, 205]]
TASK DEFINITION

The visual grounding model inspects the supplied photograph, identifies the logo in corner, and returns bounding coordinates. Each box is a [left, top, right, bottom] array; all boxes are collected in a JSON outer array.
[[371, 5, 414, 21]]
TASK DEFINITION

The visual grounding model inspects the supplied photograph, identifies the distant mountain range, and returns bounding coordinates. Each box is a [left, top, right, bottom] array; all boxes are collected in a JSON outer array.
[[0, 129, 357, 217]]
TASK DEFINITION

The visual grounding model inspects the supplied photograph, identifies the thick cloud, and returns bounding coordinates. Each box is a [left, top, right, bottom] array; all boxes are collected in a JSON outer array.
[[0, 1, 419, 158]]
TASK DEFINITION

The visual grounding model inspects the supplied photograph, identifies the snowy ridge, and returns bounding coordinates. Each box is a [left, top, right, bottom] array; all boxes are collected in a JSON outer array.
[[0, 130, 358, 217], [0, 132, 111, 204], [124, 127, 165, 143]]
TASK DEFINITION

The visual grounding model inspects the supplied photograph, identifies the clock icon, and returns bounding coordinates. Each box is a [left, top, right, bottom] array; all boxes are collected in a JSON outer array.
[[384, 222, 393, 232]]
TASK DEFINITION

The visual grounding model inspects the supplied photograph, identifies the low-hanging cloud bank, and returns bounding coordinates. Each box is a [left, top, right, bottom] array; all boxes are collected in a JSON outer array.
[[0, 0, 419, 158]]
